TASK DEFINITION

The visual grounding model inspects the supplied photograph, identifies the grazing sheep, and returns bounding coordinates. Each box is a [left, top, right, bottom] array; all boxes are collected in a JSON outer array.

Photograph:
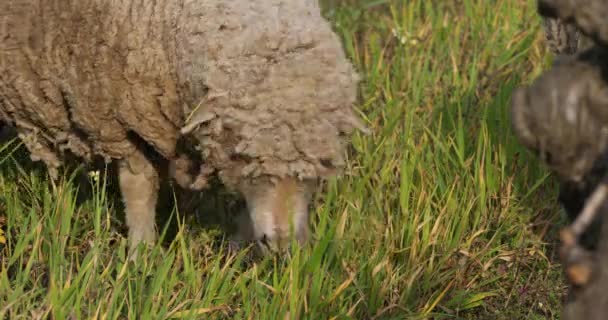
[[510, 45, 608, 245], [0, 0, 367, 255], [511, 43, 608, 320], [512, 0, 608, 318]]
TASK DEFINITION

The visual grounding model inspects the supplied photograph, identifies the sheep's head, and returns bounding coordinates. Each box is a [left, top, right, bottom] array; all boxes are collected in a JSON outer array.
[[510, 49, 608, 183], [176, 0, 369, 255], [233, 176, 316, 254]]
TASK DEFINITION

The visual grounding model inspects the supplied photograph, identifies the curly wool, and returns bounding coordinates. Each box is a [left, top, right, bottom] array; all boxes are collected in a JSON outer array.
[[178, 0, 365, 190], [514, 2, 608, 319], [0, 0, 365, 189]]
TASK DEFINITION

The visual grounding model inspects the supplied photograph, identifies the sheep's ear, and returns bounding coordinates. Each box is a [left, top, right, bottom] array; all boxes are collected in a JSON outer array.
[[181, 110, 216, 135]]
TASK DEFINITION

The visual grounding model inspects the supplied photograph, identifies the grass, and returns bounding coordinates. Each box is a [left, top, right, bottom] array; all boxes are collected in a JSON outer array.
[[0, 0, 569, 319]]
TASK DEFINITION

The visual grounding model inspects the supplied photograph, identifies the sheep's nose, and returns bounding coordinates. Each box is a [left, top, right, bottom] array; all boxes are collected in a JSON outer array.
[[256, 234, 292, 255]]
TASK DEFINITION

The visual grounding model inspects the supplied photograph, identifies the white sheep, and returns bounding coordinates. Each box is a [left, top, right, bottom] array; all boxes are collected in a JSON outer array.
[[0, 0, 367, 256]]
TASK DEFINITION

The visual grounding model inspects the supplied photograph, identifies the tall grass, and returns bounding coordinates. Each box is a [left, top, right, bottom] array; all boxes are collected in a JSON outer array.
[[0, 0, 566, 319]]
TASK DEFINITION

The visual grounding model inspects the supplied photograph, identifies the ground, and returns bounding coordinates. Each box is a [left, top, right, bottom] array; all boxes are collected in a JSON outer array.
[[0, 0, 568, 319]]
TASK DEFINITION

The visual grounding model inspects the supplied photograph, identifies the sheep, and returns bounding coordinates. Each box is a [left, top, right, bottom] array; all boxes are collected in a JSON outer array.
[[512, 0, 608, 318], [511, 41, 608, 320], [510, 45, 608, 246], [0, 0, 367, 256]]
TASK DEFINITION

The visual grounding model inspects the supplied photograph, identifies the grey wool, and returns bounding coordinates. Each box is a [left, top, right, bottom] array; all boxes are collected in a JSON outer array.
[[514, 1, 608, 319]]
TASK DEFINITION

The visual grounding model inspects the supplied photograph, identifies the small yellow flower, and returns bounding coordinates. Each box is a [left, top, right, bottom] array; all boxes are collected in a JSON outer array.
[[88, 170, 100, 183]]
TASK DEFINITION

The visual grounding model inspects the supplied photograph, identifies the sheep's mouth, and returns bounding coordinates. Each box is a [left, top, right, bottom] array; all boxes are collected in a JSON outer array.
[[257, 234, 272, 250], [255, 234, 295, 254]]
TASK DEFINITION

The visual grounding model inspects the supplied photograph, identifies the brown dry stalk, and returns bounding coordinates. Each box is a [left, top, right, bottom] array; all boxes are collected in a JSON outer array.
[[570, 182, 608, 237]]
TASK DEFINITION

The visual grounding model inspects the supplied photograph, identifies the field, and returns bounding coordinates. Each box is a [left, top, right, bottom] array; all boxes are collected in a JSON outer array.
[[0, 0, 568, 319]]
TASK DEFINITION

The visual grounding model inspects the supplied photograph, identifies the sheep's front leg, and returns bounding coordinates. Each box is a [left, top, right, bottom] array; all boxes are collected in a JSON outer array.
[[118, 149, 159, 258]]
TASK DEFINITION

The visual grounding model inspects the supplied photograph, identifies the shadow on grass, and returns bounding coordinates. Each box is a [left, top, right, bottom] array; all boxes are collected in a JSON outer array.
[[0, 125, 246, 254]]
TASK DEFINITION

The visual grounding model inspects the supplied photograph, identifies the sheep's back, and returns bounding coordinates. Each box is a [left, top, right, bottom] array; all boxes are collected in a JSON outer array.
[[0, 0, 183, 171]]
